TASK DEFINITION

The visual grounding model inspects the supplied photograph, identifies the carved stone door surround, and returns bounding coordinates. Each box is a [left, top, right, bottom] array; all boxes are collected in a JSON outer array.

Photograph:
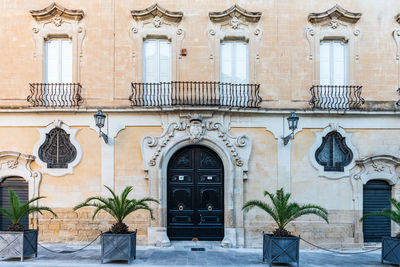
[[351, 155, 400, 242], [141, 113, 251, 247]]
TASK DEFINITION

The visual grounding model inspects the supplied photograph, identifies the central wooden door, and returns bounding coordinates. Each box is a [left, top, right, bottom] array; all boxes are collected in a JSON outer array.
[[167, 145, 224, 241]]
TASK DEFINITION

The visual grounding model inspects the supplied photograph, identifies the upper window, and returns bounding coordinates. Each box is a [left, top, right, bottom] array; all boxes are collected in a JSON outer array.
[[315, 131, 353, 172], [220, 41, 249, 84], [44, 38, 72, 83], [320, 40, 348, 86], [143, 39, 171, 83]]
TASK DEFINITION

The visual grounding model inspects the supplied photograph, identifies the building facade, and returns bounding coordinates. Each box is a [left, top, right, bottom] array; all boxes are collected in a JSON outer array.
[[0, 0, 400, 248]]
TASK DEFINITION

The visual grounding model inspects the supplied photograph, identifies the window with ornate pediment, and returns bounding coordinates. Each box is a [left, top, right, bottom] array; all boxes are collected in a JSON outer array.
[[306, 5, 361, 85], [33, 120, 82, 176], [208, 5, 262, 83], [29, 3, 85, 107], [309, 124, 358, 179], [130, 4, 184, 82]]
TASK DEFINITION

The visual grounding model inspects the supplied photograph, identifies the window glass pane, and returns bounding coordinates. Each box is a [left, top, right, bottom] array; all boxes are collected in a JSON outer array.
[[143, 40, 158, 83], [234, 42, 249, 84], [319, 42, 330, 86], [332, 41, 347, 85], [220, 42, 233, 83], [159, 41, 171, 82], [44, 40, 60, 83], [61, 40, 72, 83]]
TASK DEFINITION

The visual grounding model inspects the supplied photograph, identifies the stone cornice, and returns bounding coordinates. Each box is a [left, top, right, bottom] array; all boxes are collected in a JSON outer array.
[[308, 4, 361, 24], [209, 4, 261, 23], [131, 3, 183, 23], [30, 2, 84, 22]]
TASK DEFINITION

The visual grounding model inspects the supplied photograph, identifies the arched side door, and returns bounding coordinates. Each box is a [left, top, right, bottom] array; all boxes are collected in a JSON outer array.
[[167, 145, 224, 241], [363, 180, 392, 242], [0, 177, 29, 230]]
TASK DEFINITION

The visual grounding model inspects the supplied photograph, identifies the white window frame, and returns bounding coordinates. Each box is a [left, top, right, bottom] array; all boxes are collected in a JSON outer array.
[[44, 38, 73, 84], [319, 39, 348, 86], [220, 41, 249, 106], [142, 39, 172, 105]]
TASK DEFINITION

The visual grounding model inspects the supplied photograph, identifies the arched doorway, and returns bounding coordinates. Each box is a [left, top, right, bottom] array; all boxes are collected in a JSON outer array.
[[363, 180, 392, 242], [167, 145, 224, 241], [0, 177, 29, 230]]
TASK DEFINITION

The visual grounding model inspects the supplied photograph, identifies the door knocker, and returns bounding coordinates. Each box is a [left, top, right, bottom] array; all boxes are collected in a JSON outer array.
[[207, 205, 213, 212], [178, 205, 184, 211]]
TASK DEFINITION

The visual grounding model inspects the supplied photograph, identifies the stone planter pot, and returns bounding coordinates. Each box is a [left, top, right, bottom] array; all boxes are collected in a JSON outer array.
[[263, 233, 299, 267], [101, 231, 136, 264], [0, 230, 38, 262], [381, 236, 400, 265]]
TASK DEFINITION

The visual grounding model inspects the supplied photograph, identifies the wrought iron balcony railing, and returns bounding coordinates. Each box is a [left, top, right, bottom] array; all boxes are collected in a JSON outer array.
[[27, 83, 83, 107], [309, 85, 364, 110], [129, 82, 262, 108]]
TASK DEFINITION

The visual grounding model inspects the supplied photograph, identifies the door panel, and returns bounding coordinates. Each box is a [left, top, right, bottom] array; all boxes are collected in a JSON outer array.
[[167, 145, 224, 241], [0, 177, 29, 231], [363, 180, 392, 242]]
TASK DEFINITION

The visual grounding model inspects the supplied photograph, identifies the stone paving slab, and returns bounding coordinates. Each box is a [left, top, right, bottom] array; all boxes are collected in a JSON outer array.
[[0, 244, 387, 267]]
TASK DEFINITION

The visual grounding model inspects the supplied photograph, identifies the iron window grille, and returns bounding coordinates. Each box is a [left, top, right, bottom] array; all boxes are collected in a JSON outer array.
[[38, 127, 77, 168], [315, 131, 353, 172]]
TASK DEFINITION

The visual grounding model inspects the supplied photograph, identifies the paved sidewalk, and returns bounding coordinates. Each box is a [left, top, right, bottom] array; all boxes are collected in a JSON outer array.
[[0, 243, 386, 267]]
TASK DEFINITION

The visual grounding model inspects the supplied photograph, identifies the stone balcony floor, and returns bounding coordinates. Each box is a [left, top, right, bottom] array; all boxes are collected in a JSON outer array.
[[0, 242, 385, 267]]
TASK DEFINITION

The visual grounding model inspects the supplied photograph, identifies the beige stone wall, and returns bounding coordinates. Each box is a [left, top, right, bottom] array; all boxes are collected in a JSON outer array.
[[0, 0, 398, 108]]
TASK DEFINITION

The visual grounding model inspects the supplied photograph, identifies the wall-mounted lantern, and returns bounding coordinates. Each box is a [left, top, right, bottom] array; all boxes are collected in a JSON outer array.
[[94, 110, 108, 144], [282, 112, 299, 146]]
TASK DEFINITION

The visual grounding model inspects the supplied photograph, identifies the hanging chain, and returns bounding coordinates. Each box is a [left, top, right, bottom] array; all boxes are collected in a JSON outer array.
[[300, 237, 381, 255], [38, 233, 101, 254]]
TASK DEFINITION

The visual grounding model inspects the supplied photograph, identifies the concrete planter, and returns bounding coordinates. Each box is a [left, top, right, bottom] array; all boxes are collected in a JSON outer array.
[[263, 233, 299, 267], [381, 236, 400, 265], [101, 231, 136, 264], [0, 230, 38, 262]]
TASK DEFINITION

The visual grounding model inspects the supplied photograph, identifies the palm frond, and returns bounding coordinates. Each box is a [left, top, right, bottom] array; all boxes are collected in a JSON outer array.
[[74, 185, 159, 224], [244, 188, 329, 232]]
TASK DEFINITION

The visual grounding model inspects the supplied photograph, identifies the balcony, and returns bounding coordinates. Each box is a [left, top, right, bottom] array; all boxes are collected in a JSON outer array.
[[27, 83, 83, 107], [309, 85, 364, 110], [129, 82, 262, 108]]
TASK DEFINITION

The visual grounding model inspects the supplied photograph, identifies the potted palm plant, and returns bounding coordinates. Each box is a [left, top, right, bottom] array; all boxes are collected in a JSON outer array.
[[243, 188, 329, 267], [74, 185, 159, 264], [360, 197, 400, 266], [0, 189, 57, 262]]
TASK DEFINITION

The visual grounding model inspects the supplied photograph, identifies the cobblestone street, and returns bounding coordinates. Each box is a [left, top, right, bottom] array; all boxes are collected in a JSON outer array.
[[0, 242, 386, 267]]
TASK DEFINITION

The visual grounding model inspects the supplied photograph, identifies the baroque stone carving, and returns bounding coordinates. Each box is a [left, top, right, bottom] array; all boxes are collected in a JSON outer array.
[[209, 4, 261, 24], [308, 4, 361, 24], [30, 2, 84, 22], [0, 151, 41, 199], [352, 155, 400, 185], [142, 115, 249, 167], [131, 3, 183, 23]]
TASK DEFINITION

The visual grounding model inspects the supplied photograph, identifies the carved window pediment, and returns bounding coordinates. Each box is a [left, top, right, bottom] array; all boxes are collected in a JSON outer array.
[[209, 4, 261, 24], [131, 3, 183, 24], [308, 4, 361, 24], [30, 2, 84, 23]]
